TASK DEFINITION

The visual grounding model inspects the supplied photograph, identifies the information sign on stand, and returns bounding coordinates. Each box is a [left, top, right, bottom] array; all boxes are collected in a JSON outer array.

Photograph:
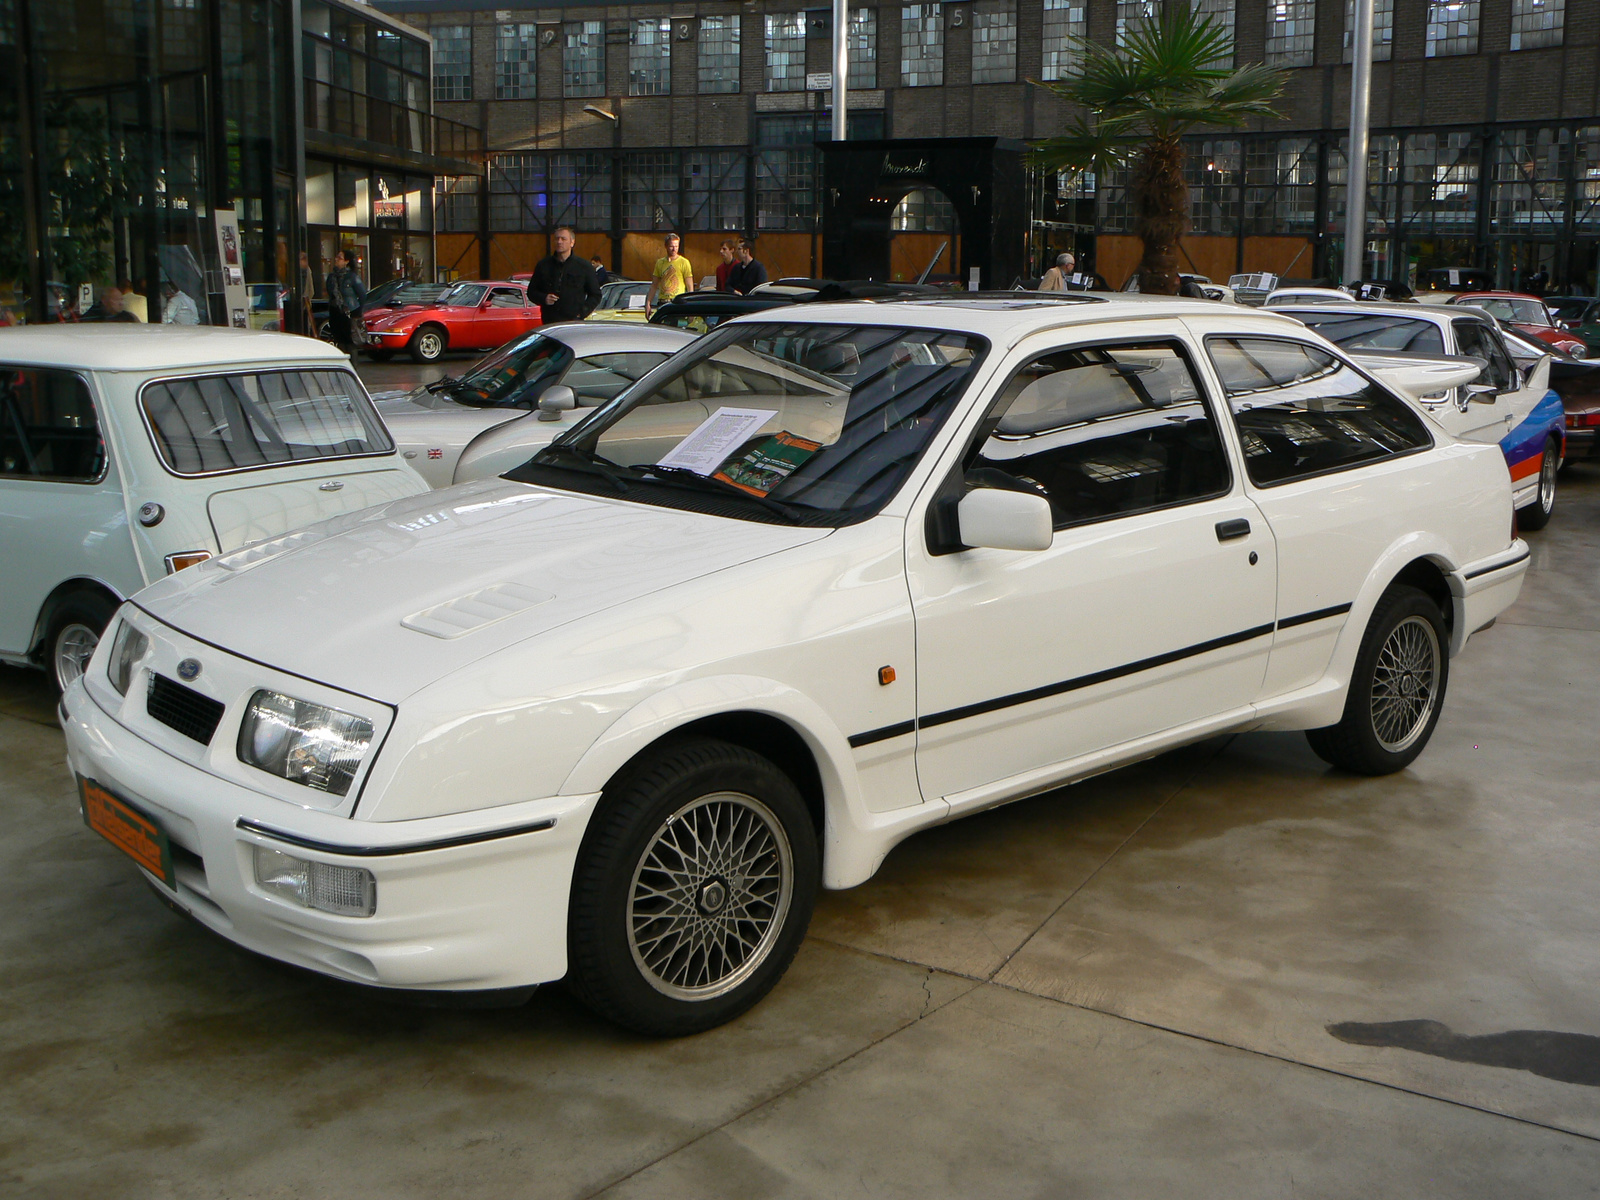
[[213, 207, 249, 328]]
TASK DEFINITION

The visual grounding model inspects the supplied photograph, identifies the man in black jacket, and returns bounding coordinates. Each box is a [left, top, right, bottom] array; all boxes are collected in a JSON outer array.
[[725, 238, 769, 295], [531, 226, 601, 323]]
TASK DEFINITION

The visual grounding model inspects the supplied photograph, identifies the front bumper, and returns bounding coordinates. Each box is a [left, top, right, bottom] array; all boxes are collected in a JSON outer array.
[[61, 680, 599, 991]]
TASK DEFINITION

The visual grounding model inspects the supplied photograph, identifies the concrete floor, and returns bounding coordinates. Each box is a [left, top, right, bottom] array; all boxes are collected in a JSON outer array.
[[3, 467, 1599, 1198]]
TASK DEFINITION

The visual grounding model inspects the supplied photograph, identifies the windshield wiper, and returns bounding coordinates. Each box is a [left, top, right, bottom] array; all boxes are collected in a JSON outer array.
[[533, 442, 631, 493], [423, 375, 460, 393], [643, 465, 803, 521]]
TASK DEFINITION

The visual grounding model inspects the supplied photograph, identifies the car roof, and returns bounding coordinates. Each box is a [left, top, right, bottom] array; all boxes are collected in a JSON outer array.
[[1452, 291, 1539, 301], [535, 322, 696, 351], [1272, 301, 1454, 322], [0, 325, 354, 372], [712, 294, 1311, 339]]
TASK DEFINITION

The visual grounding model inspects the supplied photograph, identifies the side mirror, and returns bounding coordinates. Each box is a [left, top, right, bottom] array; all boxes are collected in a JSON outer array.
[[536, 384, 576, 421], [1464, 382, 1499, 404], [956, 488, 1053, 552]]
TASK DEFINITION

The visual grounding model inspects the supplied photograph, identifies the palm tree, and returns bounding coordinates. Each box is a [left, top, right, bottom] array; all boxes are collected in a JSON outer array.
[[1030, 2, 1288, 295]]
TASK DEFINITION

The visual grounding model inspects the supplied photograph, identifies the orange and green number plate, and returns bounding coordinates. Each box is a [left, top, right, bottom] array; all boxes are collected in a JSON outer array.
[[79, 777, 175, 889]]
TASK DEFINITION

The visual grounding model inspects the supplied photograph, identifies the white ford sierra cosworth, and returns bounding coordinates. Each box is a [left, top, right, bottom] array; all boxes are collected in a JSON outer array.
[[62, 295, 1529, 1035]]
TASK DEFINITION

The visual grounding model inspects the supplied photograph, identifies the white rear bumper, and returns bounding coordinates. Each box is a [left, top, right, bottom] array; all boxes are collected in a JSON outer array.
[[61, 680, 598, 991]]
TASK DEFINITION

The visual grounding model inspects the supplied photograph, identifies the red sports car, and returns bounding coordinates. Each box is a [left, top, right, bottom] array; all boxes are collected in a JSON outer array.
[[1445, 291, 1590, 357], [361, 280, 542, 364]]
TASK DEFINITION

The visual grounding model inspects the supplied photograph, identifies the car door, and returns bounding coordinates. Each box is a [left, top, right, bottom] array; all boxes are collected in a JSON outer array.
[[1195, 329, 1441, 700], [0, 366, 140, 656], [475, 286, 529, 350], [906, 330, 1276, 807], [1447, 317, 1524, 444]]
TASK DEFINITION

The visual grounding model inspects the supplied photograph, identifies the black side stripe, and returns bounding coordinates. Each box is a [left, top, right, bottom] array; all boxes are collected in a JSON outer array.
[[1465, 548, 1530, 580], [236, 816, 556, 857], [848, 720, 917, 749], [1276, 602, 1353, 630]]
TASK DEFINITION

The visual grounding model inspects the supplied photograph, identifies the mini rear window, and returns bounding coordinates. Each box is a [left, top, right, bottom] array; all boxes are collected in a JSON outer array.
[[141, 369, 393, 476]]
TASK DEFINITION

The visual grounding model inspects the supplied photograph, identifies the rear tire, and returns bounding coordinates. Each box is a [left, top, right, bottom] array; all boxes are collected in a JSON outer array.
[[1515, 437, 1559, 531], [566, 737, 819, 1037], [43, 590, 117, 694], [409, 325, 446, 364], [1306, 585, 1448, 775]]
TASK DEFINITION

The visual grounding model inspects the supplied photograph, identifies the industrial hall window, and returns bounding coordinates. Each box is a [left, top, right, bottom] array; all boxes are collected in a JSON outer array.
[[1425, 0, 1478, 56], [630, 18, 671, 95], [1265, 1, 1314, 67], [1118, 0, 1233, 65], [1041, 0, 1086, 81], [766, 13, 806, 92], [1343, 0, 1393, 61], [901, 4, 944, 87], [495, 24, 537, 100], [565, 21, 604, 98], [971, 0, 1016, 85], [698, 14, 740, 93], [1511, 0, 1563, 51], [433, 25, 472, 102], [849, 8, 878, 89]]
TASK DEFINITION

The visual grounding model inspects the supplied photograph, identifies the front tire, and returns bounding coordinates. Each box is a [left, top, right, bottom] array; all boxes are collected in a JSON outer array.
[[409, 325, 446, 364], [1515, 437, 1559, 531], [43, 590, 117, 694], [1306, 585, 1448, 775], [566, 737, 819, 1036]]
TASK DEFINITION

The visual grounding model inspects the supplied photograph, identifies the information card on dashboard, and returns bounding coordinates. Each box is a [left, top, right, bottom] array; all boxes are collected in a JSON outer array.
[[656, 407, 778, 475]]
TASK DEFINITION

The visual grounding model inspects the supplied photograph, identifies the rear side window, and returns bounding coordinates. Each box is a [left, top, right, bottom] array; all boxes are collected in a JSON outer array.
[[968, 341, 1230, 529], [1294, 311, 1445, 356], [1208, 337, 1432, 487], [141, 369, 393, 476], [0, 368, 104, 482]]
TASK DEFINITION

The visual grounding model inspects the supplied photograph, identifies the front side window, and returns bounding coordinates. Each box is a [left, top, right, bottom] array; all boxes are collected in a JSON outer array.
[[509, 321, 987, 525], [141, 371, 393, 476], [969, 342, 1229, 529], [565, 352, 672, 404], [1451, 320, 1514, 391], [0, 368, 104, 482], [1208, 338, 1432, 486], [1293, 311, 1446, 355], [488, 287, 527, 308], [901, 4, 944, 87]]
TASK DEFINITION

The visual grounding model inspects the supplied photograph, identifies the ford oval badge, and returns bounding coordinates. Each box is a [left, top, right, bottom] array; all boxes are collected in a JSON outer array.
[[176, 658, 202, 682]]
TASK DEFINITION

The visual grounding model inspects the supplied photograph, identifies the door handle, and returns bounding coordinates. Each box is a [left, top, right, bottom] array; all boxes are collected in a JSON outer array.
[[1215, 518, 1251, 542]]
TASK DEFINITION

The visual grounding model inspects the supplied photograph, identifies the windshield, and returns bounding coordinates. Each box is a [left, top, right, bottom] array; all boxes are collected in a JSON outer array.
[[386, 283, 445, 308], [1293, 312, 1446, 355], [429, 333, 574, 408], [436, 283, 487, 308], [141, 369, 392, 475], [1470, 297, 1547, 326], [596, 282, 649, 312], [507, 321, 988, 525]]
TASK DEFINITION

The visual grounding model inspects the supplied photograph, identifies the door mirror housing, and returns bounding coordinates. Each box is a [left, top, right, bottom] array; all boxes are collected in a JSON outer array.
[[956, 488, 1053, 552], [536, 384, 577, 421], [1464, 382, 1500, 404]]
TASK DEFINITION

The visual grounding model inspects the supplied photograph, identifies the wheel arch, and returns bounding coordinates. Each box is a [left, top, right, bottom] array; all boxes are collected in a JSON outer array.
[[28, 577, 126, 660]]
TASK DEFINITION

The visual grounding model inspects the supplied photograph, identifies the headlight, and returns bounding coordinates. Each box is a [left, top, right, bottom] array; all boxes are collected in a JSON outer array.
[[107, 621, 149, 696], [253, 845, 376, 916], [237, 690, 373, 797]]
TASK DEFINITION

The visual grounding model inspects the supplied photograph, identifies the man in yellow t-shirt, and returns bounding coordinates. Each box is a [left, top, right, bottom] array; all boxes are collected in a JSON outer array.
[[646, 232, 693, 316]]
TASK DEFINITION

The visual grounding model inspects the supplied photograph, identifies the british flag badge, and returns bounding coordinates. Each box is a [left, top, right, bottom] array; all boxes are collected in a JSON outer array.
[[428, 448, 443, 459]]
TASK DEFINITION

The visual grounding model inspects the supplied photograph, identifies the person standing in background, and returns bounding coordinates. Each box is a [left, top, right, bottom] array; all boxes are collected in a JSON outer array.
[[726, 239, 768, 295], [118, 279, 147, 322], [299, 251, 318, 338], [589, 254, 612, 287], [530, 226, 601, 323], [324, 250, 366, 351], [716, 239, 738, 291], [1038, 252, 1075, 291], [645, 233, 692, 317], [160, 279, 200, 325], [82, 288, 138, 322]]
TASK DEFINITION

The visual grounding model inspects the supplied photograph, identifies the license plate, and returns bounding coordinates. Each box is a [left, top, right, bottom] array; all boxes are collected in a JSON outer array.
[[79, 777, 175, 889]]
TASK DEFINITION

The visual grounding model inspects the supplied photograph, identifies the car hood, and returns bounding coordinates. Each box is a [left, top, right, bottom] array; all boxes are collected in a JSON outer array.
[[366, 306, 448, 330], [373, 391, 506, 417], [133, 479, 832, 703]]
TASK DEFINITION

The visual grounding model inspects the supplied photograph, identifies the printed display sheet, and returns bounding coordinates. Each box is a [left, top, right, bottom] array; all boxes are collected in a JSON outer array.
[[656, 407, 777, 475]]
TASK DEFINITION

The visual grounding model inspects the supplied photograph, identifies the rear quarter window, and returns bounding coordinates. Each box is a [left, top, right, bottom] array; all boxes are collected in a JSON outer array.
[[140, 368, 393, 476]]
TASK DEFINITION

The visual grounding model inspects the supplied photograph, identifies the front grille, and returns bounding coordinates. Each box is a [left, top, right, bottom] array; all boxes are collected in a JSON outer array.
[[147, 674, 226, 745]]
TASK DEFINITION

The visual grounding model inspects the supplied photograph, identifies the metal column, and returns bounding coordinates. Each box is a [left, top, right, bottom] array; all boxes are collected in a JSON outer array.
[[1343, 0, 1374, 285]]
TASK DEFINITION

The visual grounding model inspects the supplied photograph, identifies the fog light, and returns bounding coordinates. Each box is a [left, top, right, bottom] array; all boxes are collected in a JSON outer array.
[[253, 845, 376, 917]]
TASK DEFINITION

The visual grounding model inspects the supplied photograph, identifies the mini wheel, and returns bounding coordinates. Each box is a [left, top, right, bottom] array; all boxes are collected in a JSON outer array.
[[1306, 585, 1449, 775], [44, 590, 117, 693], [409, 325, 446, 364], [566, 737, 819, 1036], [1515, 436, 1559, 531]]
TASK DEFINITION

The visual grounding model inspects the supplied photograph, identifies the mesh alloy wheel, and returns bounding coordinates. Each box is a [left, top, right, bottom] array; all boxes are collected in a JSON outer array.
[[627, 792, 794, 1001], [1368, 615, 1441, 753]]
